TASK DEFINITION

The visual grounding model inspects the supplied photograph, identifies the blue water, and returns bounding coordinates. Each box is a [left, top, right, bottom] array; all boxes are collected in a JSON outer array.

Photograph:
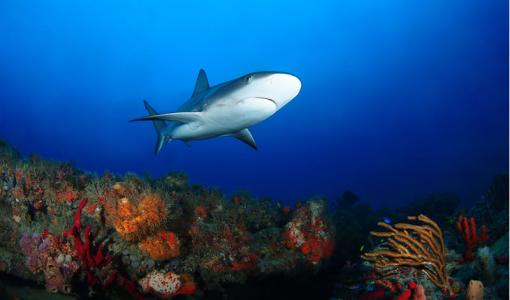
[[0, 0, 507, 208]]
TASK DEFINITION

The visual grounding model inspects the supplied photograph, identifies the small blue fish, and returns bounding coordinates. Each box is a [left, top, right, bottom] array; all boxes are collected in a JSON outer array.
[[382, 217, 392, 224]]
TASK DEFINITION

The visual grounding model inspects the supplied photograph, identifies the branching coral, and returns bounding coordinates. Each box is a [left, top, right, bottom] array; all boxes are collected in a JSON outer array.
[[65, 198, 145, 300], [456, 215, 488, 262], [361, 214, 452, 294], [64, 198, 112, 286]]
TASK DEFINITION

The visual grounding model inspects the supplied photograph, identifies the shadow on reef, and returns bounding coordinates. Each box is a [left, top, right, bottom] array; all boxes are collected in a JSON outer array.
[[0, 139, 508, 300], [201, 270, 335, 300]]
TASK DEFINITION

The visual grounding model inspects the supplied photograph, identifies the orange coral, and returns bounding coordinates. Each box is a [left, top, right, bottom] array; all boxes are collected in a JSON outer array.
[[116, 197, 136, 218], [361, 214, 452, 293], [56, 186, 78, 203], [138, 194, 166, 231], [111, 194, 166, 241], [138, 231, 180, 260], [112, 198, 140, 241]]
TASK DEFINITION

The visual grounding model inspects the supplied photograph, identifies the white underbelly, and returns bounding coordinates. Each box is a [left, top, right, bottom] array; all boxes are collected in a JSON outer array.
[[171, 98, 277, 140]]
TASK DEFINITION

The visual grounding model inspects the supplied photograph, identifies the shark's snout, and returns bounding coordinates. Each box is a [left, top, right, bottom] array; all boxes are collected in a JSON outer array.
[[267, 73, 301, 107], [249, 72, 301, 108]]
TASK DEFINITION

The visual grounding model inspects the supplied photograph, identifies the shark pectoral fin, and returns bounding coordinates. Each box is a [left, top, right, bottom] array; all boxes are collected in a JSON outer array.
[[130, 112, 203, 123], [192, 69, 209, 97], [232, 128, 257, 150]]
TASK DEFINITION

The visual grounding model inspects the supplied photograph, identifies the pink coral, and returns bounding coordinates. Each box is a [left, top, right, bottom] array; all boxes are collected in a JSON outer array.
[[19, 232, 78, 294]]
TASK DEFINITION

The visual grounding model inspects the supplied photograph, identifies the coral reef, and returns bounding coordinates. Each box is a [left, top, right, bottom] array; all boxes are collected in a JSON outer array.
[[0, 141, 337, 299], [65, 197, 144, 299], [361, 214, 452, 294], [0, 140, 508, 299]]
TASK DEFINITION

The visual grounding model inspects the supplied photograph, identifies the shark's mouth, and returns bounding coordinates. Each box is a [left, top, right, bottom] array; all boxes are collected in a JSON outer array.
[[254, 97, 278, 107]]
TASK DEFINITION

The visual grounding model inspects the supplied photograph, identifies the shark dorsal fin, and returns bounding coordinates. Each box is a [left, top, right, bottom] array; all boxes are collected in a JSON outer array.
[[192, 69, 209, 97]]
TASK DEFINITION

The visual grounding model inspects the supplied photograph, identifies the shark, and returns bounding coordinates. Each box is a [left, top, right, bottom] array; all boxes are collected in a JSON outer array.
[[130, 69, 301, 154]]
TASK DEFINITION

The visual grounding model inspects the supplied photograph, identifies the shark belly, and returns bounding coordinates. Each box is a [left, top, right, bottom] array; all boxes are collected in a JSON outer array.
[[171, 97, 277, 140]]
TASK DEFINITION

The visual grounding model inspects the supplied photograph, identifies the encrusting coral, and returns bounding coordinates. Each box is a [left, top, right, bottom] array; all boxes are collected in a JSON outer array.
[[19, 231, 79, 294], [111, 193, 167, 242], [361, 214, 452, 295], [282, 200, 335, 264], [138, 230, 180, 261]]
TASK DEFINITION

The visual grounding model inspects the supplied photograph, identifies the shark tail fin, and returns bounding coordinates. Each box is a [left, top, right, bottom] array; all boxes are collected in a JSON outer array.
[[143, 100, 171, 154]]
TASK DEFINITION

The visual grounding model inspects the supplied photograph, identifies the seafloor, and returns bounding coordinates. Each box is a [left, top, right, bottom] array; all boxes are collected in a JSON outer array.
[[0, 139, 508, 300]]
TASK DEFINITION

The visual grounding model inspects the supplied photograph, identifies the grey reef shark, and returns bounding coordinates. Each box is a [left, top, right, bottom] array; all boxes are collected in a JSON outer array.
[[130, 69, 301, 154]]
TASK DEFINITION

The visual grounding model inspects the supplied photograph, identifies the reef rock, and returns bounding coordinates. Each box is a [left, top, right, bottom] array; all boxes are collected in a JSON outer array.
[[282, 200, 335, 264]]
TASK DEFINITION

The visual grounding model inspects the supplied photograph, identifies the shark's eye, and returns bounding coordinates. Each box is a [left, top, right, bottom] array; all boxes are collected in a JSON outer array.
[[245, 75, 253, 83]]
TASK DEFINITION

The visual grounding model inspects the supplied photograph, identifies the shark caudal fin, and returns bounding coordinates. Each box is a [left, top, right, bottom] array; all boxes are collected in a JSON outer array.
[[143, 100, 171, 154]]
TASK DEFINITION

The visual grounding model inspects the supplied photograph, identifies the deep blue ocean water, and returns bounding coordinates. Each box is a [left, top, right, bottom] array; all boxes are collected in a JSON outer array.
[[0, 0, 508, 208]]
